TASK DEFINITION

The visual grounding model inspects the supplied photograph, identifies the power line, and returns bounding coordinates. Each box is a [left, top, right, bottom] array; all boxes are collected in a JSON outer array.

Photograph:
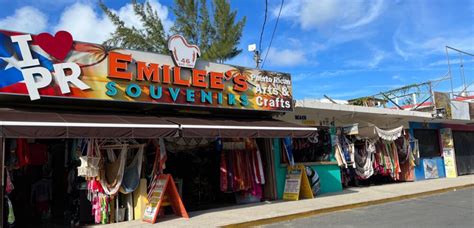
[[258, 0, 268, 54], [261, 0, 284, 68]]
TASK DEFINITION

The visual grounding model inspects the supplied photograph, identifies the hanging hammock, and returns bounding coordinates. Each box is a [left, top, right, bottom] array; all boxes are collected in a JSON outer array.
[[99, 144, 127, 196], [120, 145, 145, 194], [355, 140, 375, 179], [375, 126, 404, 141]]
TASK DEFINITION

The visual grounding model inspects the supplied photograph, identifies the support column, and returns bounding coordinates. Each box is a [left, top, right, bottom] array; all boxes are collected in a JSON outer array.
[[0, 137, 4, 227]]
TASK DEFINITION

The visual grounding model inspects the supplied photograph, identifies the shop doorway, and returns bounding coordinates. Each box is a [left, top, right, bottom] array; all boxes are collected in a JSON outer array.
[[4, 139, 82, 228], [162, 138, 275, 212], [452, 131, 474, 175]]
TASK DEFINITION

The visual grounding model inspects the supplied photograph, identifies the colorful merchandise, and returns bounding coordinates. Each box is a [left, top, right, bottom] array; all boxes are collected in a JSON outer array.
[[219, 139, 265, 199]]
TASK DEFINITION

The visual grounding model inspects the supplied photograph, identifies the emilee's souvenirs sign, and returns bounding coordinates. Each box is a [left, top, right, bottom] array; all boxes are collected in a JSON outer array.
[[0, 30, 293, 111]]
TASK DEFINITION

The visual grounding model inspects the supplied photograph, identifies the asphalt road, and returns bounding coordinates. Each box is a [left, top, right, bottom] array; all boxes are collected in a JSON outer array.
[[264, 187, 474, 228]]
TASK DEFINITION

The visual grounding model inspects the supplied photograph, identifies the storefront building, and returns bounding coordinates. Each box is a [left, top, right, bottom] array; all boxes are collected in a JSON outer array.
[[410, 122, 474, 180], [0, 29, 318, 226], [410, 97, 474, 180], [277, 100, 436, 189]]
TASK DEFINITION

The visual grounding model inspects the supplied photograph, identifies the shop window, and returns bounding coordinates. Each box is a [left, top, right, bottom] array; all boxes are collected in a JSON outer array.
[[414, 129, 441, 158]]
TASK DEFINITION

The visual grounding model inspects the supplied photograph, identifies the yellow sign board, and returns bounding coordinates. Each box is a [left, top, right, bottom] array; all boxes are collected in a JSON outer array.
[[283, 165, 314, 201]]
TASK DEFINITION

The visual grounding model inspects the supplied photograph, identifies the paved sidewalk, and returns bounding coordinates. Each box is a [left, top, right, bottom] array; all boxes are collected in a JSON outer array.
[[89, 175, 474, 228]]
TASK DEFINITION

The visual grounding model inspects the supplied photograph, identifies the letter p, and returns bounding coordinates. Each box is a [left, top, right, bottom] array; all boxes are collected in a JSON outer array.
[[21, 67, 53, 100]]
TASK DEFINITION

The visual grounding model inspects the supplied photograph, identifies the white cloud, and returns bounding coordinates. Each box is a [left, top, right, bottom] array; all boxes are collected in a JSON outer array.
[[340, 0, 385, 30], [0, 6, 48, 33], [276, 0, 386, 30], [422, 37, 474, 54], [292, 72, 312, 82], [54, 2, 113, 43], [345, 49, 386, 69], [393, 36, 413, 61], [392, 74, 402, 80], [274, 0, 300, 18], [53, 0, 173, 44], [314, 69, 360, 79], [393, 11, 474, 61], [394, 34, 474, 61], [265, 47, 307, 66], [452, 83, 474, 96]]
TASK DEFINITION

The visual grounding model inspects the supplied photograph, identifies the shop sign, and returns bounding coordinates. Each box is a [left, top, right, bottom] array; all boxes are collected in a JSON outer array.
[[439, 128, 457, 178], [295, 115, 307, 120], [434, 92, 452, 119], [143, 174, 188, 223], [295, 115, 316, 126], [0, 30, 293, 111]]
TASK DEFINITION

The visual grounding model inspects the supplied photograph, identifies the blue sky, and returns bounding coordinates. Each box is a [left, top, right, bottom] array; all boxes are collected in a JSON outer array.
[[1, 0, 473, 100]]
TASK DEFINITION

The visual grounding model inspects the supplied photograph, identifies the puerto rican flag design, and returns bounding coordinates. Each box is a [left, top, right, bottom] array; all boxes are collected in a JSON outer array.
[[0, 30, 58, 96]]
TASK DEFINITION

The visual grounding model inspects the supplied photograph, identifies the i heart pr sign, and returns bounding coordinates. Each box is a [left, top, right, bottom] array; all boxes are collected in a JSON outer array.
[[34, 31, 73, 61], [12, 31, 89, 100]]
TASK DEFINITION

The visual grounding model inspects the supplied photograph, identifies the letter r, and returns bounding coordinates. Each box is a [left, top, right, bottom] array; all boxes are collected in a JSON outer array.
[[53, 63, 90, 94]]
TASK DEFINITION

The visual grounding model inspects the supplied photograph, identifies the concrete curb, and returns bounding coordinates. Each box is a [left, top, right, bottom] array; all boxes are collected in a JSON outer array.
[[222, 184, 474, 228]]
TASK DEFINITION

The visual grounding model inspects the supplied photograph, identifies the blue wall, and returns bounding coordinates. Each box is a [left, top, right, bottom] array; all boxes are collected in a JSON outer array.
[[273, 138, 342, 199], [409, 122, 446, 181]]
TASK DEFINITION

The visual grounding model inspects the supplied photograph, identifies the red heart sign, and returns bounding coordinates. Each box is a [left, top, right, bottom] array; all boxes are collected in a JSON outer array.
[[34, 31, 73, 61]]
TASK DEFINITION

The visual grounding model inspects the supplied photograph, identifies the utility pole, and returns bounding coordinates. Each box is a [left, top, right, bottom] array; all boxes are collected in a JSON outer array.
[[254, 50, 262, 69], [248, 44, 262, 69]]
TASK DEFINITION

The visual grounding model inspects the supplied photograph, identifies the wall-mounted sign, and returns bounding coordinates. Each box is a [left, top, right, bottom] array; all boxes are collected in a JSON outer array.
[[0, 30, 293, 112], [168, 34, 200, 68], [434, 92, 452, 119], [439, 128, 457, 178], [423, 158, 439, 179], [302, 120, 316, 126], [294, 115, 307, 120]]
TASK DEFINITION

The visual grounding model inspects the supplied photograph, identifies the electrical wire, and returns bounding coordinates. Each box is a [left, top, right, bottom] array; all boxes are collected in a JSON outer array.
[[261, 0, 284, 68], [259, 0, 268, 54]]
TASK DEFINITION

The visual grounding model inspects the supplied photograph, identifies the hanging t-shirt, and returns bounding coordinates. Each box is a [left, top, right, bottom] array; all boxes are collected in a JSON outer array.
[[29, 143, 48, 165], [16, 138, 30, 167]]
